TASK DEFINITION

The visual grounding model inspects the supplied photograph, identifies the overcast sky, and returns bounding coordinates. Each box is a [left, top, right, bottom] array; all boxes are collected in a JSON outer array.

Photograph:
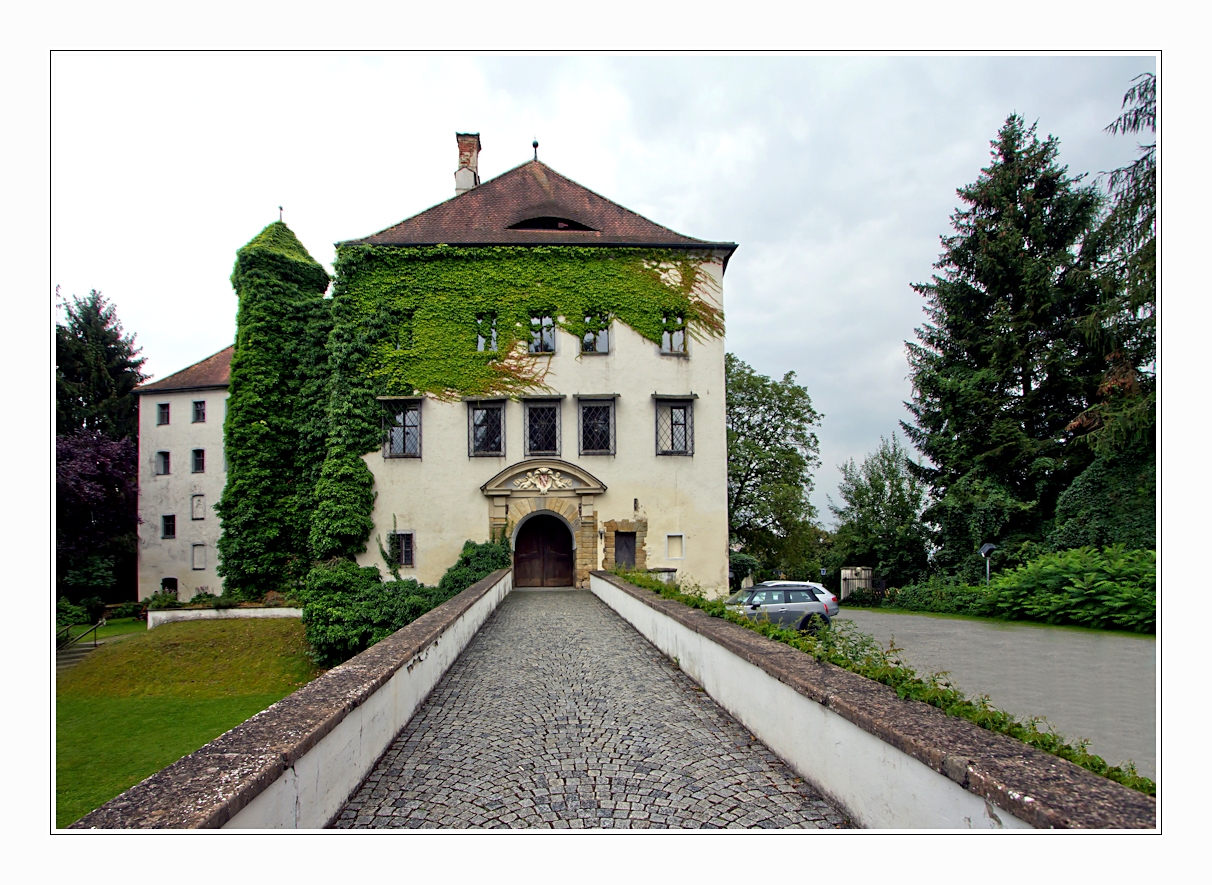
[[50, 53, 1155, 522]]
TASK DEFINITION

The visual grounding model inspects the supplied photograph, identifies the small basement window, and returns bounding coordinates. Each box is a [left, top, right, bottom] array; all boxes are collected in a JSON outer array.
[[160, 577, 178, 595], [506, 216, 597, 232]]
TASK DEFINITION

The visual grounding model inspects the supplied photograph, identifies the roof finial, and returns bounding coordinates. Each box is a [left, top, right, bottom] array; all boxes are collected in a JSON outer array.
[[279, 206, 283, 222], [533, 138, 539, 161]]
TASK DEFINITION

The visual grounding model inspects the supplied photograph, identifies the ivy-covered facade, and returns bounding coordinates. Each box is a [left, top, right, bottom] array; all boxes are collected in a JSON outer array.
[[191, 135, 736, 599]]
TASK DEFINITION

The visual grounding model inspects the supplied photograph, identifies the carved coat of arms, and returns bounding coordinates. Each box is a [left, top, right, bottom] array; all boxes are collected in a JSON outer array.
[[513, 467, 573, 495]]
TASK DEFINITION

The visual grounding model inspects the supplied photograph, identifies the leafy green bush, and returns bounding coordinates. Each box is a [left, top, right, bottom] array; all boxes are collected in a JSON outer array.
[[107, 600, 146, 619], [57, 596, 89, 628], [146, 591, 182, 611], [881, 575, 988, 615], [300, 536, 513, 668], [984, 545, 1155, 632], [611, 568, 1154, 796]]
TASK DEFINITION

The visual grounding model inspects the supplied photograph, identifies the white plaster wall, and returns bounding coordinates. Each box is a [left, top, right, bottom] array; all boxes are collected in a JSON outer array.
[[224, 570, 512, 828], [147, 607, 301, 629], [360, 257, 730, 594], [589, 574, 1033, 829], [137, 389, 228, 601]]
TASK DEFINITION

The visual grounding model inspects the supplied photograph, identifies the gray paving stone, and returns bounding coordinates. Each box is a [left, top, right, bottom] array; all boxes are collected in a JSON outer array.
[[334, 588, 849, 829]]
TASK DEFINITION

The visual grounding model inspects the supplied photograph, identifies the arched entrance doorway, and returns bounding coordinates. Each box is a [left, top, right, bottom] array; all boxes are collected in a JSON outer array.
[[514, 514, 575, 587]]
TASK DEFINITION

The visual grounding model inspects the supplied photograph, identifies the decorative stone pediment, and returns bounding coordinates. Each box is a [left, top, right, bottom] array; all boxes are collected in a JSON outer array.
[[480, 458, 607, 498]]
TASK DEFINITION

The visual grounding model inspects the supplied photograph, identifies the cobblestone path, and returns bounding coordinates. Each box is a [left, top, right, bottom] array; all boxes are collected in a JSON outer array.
[[333, 588, 848, 829]]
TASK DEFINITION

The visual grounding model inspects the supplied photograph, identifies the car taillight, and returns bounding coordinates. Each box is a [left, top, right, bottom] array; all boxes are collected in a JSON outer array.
[[830, 596, 837, 602]]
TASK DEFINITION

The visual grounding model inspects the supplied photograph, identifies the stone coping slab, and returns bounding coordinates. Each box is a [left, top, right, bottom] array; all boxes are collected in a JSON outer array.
[[71, 569, 512, 830], [591, 571, 1156, 830]]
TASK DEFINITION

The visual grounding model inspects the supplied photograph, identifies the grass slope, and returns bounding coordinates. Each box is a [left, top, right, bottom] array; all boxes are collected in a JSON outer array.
[[56, 619, 319, 828]]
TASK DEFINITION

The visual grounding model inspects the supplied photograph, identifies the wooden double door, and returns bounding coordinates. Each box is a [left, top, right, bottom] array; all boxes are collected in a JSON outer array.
[[514, 514, 575, 587]]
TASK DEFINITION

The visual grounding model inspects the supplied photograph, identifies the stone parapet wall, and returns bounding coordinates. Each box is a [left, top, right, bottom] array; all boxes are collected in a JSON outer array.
[[589, 571, 1156, 830], [147, 607, 301, 629], [73, 569, 514, 829]]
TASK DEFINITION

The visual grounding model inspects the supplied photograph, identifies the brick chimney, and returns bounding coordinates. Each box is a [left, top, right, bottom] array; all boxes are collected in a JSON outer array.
[[454, 132, 481, 196]]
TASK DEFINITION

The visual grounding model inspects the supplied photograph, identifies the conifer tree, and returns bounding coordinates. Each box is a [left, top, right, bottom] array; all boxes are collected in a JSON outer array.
[[903, 115, 1104, 578], [55, 288, 147, 439], [215, 222, 332, 598]]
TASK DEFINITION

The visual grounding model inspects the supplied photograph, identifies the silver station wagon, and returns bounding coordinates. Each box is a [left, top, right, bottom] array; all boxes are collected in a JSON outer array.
[[725, 584, 832, 633]]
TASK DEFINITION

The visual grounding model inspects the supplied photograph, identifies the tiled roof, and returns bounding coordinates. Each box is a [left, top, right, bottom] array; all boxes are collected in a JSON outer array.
[[135, 345, 233, 394], [343, 160, 738, 261]]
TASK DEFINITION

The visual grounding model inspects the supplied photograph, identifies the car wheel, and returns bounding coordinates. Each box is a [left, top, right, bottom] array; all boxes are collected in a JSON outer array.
[[798, 613, 829, 635]]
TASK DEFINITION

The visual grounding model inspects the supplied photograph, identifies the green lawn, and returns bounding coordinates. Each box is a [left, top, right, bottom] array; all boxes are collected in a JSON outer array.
[[56, 618, 320, 829]]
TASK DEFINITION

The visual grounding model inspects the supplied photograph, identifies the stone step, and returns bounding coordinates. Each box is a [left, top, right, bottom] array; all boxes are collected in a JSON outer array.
[[56, 639, 104, 671]]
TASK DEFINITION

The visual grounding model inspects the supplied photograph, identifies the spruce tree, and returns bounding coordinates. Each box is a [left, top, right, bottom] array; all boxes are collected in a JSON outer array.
[[55, 288, 147, 439], [215, 222, 332, 599], [903, 115, 1104, 579]]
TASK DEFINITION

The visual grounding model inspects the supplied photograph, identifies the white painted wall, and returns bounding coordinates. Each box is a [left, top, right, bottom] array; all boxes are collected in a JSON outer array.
[[136, 389, 228, 601], [360, 257, 730, 594], [147, 607, 301, 629], [223, 570, 513, 829], [589, 574, 1032, 829]]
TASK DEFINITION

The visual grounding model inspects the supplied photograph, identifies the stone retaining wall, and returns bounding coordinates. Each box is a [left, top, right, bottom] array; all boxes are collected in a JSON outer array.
[[147, 607, 302, 629], [73, 569, 513, 829], [589, 571, 1156, 829]]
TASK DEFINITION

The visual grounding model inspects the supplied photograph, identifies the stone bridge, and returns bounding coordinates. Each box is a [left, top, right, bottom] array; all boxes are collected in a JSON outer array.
[[73, 571, 1155, 830]]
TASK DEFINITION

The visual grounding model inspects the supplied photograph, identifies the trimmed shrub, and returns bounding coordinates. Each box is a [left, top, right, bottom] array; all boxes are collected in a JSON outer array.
[[300, 536, 513, 668], [984, 545, 1155, 632], [146, 590, 182, 611]]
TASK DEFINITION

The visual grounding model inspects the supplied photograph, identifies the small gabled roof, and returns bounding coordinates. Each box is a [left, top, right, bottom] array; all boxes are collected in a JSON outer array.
[[135, 345, 233, 395], [342, 159, 737, 266]]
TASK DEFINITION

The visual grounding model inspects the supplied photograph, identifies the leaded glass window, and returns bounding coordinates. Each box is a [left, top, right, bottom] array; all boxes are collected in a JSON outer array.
[[579, 400, 615, 455], [384, 401, 421, 458], [656, 400, 694, 455], [469, 402, 505, 456], [525, 401, 560, 456]]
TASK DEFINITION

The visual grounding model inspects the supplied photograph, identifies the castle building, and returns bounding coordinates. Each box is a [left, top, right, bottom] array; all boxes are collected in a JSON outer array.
[[133, 346, 232, 600], [135, 134, 736, 598]]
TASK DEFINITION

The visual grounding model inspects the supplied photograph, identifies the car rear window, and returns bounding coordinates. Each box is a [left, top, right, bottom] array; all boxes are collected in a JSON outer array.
[[786, 589, 815, 603]]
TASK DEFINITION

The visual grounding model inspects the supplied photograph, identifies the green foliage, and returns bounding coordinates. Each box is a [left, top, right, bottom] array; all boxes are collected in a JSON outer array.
[[57, 596, 89, 628], [300, 536, 512, 667], [1049, 444, 1155, 550], [983, 545, 1155, 632], [829, 434, 930, 587], [55, 288, 148, 440], [436, 534, 513, 596], [107, 600, 146, 619], [146, 590, 182, 611], [216, 222, 332, 598], [725, 353, 821, 567], [903, 114, 1105, 577], [728, 552, 760, 591], [1071, 73, 1155, 459], [612, 569, 1153, 795]]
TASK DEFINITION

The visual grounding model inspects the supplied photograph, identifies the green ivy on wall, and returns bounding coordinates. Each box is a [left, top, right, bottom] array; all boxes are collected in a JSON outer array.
[[307, 244, 725, 562], [216, 222, 332, 598]]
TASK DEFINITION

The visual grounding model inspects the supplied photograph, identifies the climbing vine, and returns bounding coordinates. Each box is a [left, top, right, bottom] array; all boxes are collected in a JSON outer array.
[[216, 222, 332, 598], [308, 244, 725, 561]]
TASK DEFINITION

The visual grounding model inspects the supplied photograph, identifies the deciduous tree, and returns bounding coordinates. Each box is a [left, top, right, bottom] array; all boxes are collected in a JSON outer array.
[[726, 353, 821, 566]]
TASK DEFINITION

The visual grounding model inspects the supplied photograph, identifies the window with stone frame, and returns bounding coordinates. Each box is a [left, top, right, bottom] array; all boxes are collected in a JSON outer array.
[[389, 531, 416, 567], [660, 312, 687, 354], [529, 313, 555, 353], [656, 400, 694, 455], [384, 400, 422, 458], [524, 400, 561, 456], [468, 401, 505, 456], [579, 399, 615, 455]]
